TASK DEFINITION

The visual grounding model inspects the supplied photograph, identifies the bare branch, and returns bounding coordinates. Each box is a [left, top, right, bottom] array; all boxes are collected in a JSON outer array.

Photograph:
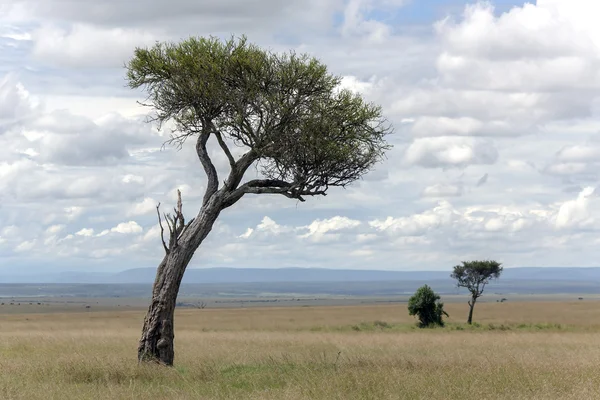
[[176, 190, 184, 221], [173, 189, 186, 240], [156, 203, 169, 254], [213, 128, 236, 168], [164, 213, 174, 234], [158, 190, 188, 251]]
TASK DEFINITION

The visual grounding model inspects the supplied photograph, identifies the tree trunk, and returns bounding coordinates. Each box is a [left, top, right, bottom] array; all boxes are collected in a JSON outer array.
[[137, 201, 221, 366], [467, 297, 476, 325]]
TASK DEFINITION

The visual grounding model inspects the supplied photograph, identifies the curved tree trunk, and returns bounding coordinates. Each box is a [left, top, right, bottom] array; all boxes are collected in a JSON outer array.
[[137, 201, 221, 366]]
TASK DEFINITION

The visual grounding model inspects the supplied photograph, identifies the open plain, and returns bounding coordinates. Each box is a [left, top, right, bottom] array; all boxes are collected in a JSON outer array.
[[1, 300, 600, 399]]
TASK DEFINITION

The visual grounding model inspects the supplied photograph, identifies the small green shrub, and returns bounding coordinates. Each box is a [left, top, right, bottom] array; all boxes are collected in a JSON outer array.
[[408, 285, 449, 328]]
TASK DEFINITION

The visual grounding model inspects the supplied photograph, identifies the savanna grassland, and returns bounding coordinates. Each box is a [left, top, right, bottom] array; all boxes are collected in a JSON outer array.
[[1, 301, 600, 399]]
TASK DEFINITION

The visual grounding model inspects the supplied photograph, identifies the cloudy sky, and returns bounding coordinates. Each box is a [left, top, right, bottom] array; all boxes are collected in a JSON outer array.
[[2, 0, 600, 275]]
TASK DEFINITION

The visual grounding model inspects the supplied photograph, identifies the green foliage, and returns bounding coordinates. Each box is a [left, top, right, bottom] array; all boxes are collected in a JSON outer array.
[[125, 35, 392, 199], [408, 285, 448, 328], [450, 260, 503, 299]]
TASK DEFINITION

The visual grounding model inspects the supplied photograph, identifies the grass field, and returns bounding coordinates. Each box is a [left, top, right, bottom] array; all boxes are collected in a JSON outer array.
[[1, 301, 600, 399]]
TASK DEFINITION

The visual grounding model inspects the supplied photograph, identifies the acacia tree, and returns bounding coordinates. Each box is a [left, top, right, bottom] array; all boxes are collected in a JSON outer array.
[[451, 260, 503, 324], [125, 36, 392, 366]]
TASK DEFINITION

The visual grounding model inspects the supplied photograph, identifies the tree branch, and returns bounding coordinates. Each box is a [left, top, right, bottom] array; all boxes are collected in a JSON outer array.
[[157, 190, 187, 252], [156, 203, 169, 254], [479, 281, 487, 296], [221, 178, 327, 209], [175, 189, 185, 233], [196, 128, 219, 206], [213, 128, 236, 168], [175, 219, 192, 243], [221, 149, 258, 192]]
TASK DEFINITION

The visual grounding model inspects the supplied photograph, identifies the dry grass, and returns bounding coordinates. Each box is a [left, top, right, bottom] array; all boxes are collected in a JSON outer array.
[[1, 301, 600, 399]]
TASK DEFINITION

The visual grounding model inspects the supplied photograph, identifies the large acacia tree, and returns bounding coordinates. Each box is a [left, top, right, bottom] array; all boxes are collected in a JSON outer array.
[[451, 260, 503, 324], [126, 36, 392, 366]]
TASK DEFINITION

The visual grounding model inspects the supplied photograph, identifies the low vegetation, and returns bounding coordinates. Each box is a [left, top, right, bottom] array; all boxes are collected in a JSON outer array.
[[407, 285, 448, 327], [1, 301, 600, 399]]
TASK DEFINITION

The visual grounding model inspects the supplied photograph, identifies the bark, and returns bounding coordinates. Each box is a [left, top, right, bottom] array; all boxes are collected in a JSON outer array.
[[467, 297, 476, 325], [137, 198, 222, 366]]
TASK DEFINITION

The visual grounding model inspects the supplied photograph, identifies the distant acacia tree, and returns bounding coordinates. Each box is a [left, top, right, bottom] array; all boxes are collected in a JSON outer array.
[[408, 285, 448, 328], [451, 260, 503, 324], [125, 35, 392, 366]]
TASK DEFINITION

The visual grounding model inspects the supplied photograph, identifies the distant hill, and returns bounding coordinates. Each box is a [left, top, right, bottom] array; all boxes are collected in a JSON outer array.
[[110, 267, 454, 284], [3, 266, 600, 284]]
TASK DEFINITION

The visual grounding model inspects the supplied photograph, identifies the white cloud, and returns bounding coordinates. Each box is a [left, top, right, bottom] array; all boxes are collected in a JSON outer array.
[[3, 0, 344, 36], [434, 1, 600, 91], [422, 183, 463, 198], [404, 137, 499, 168], [556, 144, 600, 163], [239, 228, 254, 239], [15, 240, 36, 252], [110, 221, 143, 234], [437, 0, 600, 90], [370, 201, 459, 236], [484, 216, 529, 233], [142, 225, 162, 242], [255, 217, 288, 236], [300, 216, 361, 241], [75, 228, 94, 237], [410, 117, 517, 137], [338, 75, 375, 95], [28, 110, 160, 166], [45, 224, 65, 234], [122, 175, 145, 184], [4, 0, 600, 272], [555, 187, 596, 229], [128, 198, 156, 216], [31, 24, 159, 68], [0, 74, 41, 130], [341, 0, 408, 42]]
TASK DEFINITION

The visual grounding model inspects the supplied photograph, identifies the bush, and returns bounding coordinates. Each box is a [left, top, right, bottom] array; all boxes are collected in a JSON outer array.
[[408, 285, 448, 328], [373, 320, 392, 329]]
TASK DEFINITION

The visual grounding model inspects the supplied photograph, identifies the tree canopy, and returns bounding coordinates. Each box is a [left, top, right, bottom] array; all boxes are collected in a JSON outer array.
[[126, 35, 392, 207], [451, 260, 503, 298]]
